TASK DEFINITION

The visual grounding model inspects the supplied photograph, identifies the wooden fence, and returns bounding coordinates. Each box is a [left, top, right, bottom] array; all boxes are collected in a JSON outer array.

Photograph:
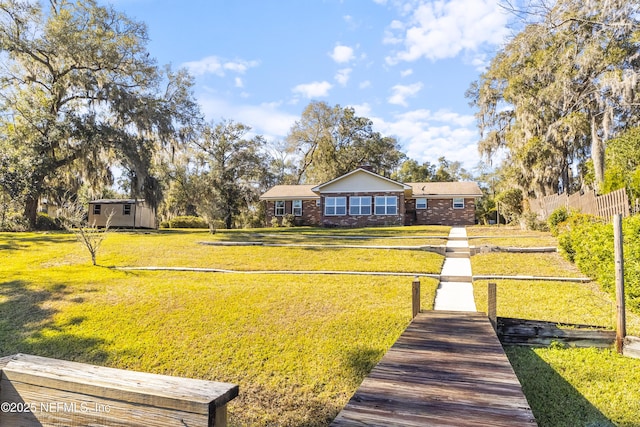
[[528, 188, 630, 220]]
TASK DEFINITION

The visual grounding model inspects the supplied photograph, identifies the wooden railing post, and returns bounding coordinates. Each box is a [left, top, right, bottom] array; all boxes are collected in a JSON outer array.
[[412, 276, 420, 319], [614, 214, 626, 354], [488, 282, 497, 332]]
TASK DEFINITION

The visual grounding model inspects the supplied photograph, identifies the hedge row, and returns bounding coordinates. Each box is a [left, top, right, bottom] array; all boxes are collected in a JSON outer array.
[[556, 212, 640, 313]]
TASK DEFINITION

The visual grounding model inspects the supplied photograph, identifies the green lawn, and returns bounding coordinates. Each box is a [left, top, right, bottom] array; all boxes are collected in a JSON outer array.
[[93, 229, 445, 274], [469, 226, 640, 426], [2, 226, 639, 426], [0, 228, 439, 426], [471, 252, 587, 278]]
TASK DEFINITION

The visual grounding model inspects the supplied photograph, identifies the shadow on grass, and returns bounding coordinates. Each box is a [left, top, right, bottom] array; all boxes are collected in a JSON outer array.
[[505, 346, 615, 427], [0, 231, 77, 250], [342, 346, 385, 385], [0, 280, 108, 364]]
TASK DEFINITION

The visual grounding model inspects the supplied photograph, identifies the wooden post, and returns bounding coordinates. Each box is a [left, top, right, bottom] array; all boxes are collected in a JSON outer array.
[[614, 214, 626, 354], [412, 276, 420, 319], [488, 282, 497, 331]]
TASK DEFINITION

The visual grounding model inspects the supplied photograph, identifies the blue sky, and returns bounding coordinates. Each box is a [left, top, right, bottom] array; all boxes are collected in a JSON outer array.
[[108, 0, 514, 170]]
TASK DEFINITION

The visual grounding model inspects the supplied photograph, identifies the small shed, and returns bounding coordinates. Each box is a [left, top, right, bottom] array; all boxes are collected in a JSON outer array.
[[88, 199, 156, 229]]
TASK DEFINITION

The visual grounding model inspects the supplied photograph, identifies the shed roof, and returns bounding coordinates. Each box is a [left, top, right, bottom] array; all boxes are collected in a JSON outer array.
[[89, 199, 146, 204]]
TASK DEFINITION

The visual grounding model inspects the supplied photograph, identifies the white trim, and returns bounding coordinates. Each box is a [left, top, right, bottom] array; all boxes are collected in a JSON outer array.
[[453, 198, 465, 209]]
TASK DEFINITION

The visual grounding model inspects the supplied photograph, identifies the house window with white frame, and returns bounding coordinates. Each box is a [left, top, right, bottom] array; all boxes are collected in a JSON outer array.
[[123, 204, 132, 215], [275, 200, 285, 216], [349, 196, 371, 215], [416, 198, 427, 209], [293, 200, 303, 216], [375, 196, 397, 215], [453, 198, 465, 209], [325, 197, 346, 216]]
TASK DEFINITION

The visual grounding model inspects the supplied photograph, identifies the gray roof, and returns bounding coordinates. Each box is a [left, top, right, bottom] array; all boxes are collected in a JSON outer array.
[[89, 199, 144, 204]]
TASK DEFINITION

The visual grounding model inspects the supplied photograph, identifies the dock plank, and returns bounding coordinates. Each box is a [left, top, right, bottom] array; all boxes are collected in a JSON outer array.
[[331, 311, 537, 426]]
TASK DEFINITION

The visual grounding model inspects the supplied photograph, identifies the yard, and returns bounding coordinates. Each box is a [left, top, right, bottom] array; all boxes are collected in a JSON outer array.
[[1, 225, 639, 426], [0, 227, 441, 426], [468, 226, 640, 427]]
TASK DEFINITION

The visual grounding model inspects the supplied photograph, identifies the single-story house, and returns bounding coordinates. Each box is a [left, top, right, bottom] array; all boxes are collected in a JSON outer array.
[[260, 168, 483, 227], [88, 199, 156, 229]]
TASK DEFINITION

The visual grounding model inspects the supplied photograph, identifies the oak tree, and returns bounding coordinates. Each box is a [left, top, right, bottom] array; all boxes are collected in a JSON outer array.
[[0, 0, 199, 228]]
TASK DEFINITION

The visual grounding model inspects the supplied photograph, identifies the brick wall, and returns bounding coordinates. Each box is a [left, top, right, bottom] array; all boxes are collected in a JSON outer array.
[[320, 192, 405, 228], [265, 196, 477, 227], [264, 199, 321, 226], [421, 198, 476, 226]]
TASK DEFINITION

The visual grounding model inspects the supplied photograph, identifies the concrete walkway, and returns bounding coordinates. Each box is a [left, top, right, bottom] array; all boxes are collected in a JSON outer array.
[[434, 227, 477, 311]]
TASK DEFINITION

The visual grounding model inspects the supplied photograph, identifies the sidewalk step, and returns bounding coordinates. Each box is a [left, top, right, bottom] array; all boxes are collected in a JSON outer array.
[[440, 275, 473, 283], [444, 251, 470, 259]]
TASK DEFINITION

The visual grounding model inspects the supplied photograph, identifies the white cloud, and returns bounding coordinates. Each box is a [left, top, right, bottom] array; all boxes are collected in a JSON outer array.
[[199, 98, 298, 141], [330, 44, 355, 63], [388, 82, 423, 107], [335, 68, 352, 86], [400, 68, 413, 77], [385, 0, 509, 64], [292, 81, 333, 98], [182, 56, 259, 77], [234, 77, 244, 88], [359, 80, 372, 89], [371, 108, 480, 168]]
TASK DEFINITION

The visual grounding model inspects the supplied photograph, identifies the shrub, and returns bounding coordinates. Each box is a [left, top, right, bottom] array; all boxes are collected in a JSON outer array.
[[522, 211, 549, 232], [270, 217, 280, 228], [548, 207, 569, 236], [162, 216, 208, 229], [557, 212, 640, 313], [281, 214, 296, 227], [35, 212, 62, 231]]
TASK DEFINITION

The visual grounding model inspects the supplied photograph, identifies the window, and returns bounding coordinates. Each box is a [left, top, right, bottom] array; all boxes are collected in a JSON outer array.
[[93, 204, 101, 215], [325, 197, 346, 216], [275, 200, 285, 216], [293, 200, 303, 216], [349, 196, 371, 215], [416, 198, 427, 209], [123, 204, 132, 215], [453, 198, 465, 209], [375, 196, 397, 215]]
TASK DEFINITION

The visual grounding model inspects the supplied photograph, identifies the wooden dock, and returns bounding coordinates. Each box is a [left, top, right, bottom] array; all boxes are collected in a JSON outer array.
[[331, 311, 537, 427]]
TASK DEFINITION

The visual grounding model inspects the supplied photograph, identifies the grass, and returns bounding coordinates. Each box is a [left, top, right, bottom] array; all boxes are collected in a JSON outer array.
[[0, 228, 440, 426], [467, 225, 558, 247], [473, 280, 617, 328], [470, 226, 640, 426], [506, 346, 640, 427], [3, 225, 640, 426], [93, 229, 445, 274], [471, 252, 586, 278]]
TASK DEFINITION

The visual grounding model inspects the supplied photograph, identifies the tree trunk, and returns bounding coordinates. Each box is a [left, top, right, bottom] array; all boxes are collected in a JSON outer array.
[[24, 194, 39, 230], [591, 116, 605, 192]]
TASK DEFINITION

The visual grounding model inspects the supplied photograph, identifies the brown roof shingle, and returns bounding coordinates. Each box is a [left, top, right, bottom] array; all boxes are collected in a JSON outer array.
[[407, 182, 483, 197], [259, 185, 319, 200]]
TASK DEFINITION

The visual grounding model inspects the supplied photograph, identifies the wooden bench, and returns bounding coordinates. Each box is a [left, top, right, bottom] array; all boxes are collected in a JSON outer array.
[[0, 353, 238, 427]]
